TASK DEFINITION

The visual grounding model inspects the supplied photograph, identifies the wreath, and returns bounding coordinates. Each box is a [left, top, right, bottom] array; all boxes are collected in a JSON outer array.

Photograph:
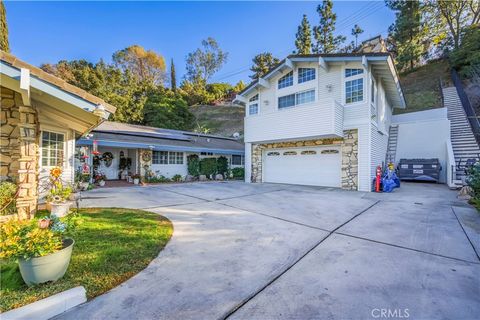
[[142, 151, 152, 163], [102, 152, 114, 167]]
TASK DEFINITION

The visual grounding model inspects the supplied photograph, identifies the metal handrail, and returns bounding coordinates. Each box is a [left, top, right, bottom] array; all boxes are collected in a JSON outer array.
[[450, 68, 480, 145]]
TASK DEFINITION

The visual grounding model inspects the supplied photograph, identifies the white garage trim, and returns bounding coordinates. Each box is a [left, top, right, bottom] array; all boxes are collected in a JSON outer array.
[[262, 145, 341, 187]]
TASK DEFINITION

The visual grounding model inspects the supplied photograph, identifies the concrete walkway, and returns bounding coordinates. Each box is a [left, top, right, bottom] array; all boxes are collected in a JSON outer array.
[[57, 182, 480, 320]]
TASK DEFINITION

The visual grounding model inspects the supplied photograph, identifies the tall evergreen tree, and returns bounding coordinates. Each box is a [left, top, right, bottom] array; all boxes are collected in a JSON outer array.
[[170, 58, 177, 92], [0, 0, 9, 52], [351, 24, 364, 48], [387, 0, 428, 71], [249, 52, 280, 79], [295, 14, 312, 55], [313, 0, 345, 53]]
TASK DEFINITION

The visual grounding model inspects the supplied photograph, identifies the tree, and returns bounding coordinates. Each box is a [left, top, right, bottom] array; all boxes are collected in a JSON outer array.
[[170, 58, 177, 92], [0, 0, 9, 52], [313, 0, 345, 53], [143, 89, 195, 131], [432, 0, 480, 49], [295, 14, 312, 54], [351, 24, 364, 48], [112, 45, 166, 86], [249, 52, 280, 80], [449, 25, 480, 77], [185, 37, 228, 84], [233, 80, 246, 93], [386, 0, 428, 71]]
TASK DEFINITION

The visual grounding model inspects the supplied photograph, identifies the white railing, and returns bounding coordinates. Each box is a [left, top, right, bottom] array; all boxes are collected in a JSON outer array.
[[244, 98, 344, 143], [445, 140, 457, 188]]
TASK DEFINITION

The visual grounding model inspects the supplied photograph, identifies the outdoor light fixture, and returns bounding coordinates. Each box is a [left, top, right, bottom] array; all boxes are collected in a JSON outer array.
[[93, 104, 106, 118]]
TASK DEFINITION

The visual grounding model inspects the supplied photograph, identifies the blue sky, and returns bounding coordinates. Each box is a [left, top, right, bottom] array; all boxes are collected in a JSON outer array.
[[5, 1, 395, 84]]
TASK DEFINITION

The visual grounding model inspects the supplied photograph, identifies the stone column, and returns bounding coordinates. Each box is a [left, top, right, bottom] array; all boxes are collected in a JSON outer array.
[[16, 104, 38, 219], [341, 129, 359, 191], [1, 87, 20, 181], [251, 144, 263, 183]]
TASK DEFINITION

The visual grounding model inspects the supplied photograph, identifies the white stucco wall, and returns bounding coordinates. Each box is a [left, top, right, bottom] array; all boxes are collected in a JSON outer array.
[[392, 109, 451, 183]]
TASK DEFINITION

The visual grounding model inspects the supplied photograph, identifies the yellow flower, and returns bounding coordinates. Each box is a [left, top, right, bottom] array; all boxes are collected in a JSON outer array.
[[50, 167, 62, 179]]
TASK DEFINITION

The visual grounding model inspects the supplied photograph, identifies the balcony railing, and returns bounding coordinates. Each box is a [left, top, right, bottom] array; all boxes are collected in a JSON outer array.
[[244, 98, 344, 143]]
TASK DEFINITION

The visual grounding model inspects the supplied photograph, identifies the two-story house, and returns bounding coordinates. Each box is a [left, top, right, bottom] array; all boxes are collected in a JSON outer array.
[[235, 53, 406, 192]]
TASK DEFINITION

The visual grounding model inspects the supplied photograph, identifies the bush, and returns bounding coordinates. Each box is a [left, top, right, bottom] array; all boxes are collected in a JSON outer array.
[[0, 182, 17, 216], [199, 158, 217, 177], [216, 156, 229, 175], [0, 219, 63, 260], [187, 154, 200, 176], [450, 25, 480, 78], [466, 162, 480, 204], [232, 167, 245, 179], [146, 175, 171, 183], [172, 174, 183, 182]]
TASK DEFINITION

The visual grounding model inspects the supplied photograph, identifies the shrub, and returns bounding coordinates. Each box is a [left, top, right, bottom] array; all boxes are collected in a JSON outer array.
[[0, 219, 62, 260], [216, 156, 229, 175], [0, 182, 17, 216], [466, 162, 480, 204], [146, 175, 171, 183], [450, 25, 480, 78], [199, 158, 217, 177], [187, 154, 200, 176], [232, 167, 245, 179], [172, 174, 183, 182]]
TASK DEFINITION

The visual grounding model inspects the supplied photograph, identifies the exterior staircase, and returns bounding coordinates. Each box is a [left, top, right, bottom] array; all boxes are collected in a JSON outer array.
[[443, 86, 480, 183], [385, 124, 399, 165]]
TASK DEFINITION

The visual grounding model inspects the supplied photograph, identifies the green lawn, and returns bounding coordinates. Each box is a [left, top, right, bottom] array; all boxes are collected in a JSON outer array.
[[0, 208, 173, 312]]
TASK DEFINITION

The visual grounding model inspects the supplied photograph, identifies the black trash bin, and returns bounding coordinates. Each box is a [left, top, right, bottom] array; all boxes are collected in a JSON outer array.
[[398, 158, 441, 182]]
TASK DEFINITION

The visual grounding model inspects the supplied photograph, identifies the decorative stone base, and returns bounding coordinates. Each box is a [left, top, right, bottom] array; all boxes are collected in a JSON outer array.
[[251, 130, 358, 190]]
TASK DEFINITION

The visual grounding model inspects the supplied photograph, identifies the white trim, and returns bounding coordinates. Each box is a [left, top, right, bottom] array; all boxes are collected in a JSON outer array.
[[39, 127, 68, 169]]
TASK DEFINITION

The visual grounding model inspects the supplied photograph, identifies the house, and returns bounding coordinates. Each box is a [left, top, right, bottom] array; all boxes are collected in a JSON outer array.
[[0, 51, 116, 218], [235, 52, 407, 192], [76, 121, 245, 180]]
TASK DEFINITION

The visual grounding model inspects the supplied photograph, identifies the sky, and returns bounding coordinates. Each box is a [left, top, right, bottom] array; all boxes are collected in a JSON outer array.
[[4, 1, 395, 85]]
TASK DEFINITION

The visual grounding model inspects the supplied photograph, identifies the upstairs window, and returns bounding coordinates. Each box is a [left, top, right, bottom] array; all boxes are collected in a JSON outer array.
[[345, 68, 364, 104], [278, 71, 293, 89], [278, 94, 296, 109], [248, 94, 259, 115], [345, 68, 363, 77], [298, 68, 316, 83]]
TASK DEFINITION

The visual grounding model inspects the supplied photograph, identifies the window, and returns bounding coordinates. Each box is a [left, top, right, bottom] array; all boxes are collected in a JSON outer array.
[[267, 152, 280, 156], [346, 78, 364, 104], [345, 68, 363, 77], [301, 150, 317, 155], [321, 149, 339, 154], [154, 151, 183, 164], [41, 131, 65, 167], [153, 151, 168, 164], [278, 94, 296, 109], [248, 94, 259, 115], [283, 151, 297, 156], [296, 89, 315, 105], [232, 155, 244, 165], [249, 103, 258, 115], [278, 71, 293, 89], [298, 68, 316, 83]]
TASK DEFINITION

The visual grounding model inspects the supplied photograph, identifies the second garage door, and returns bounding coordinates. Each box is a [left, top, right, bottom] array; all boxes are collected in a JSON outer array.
[[263, 146, 341, 187]]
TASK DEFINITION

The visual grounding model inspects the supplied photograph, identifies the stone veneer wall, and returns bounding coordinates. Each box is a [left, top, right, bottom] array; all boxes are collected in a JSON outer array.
[[251, 129, 358, 190], [1, 86, 39, 219]]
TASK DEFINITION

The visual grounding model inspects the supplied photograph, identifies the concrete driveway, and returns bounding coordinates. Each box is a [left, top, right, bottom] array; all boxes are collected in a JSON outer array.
[[58, 182, 480, 320]]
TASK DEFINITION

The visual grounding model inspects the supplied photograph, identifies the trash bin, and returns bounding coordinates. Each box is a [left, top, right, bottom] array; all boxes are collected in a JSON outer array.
[[398, 158, 441, 182]]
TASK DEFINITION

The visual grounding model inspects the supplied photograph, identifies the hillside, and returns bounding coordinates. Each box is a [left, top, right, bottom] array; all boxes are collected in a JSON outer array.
[[190, 105, 245, 137], [395, 59, 451, 115]]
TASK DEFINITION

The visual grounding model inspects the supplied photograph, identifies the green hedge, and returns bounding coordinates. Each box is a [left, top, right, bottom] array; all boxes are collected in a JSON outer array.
[[232, 167, 245, 179], [216, 156, 228, 175], [199, 158, 217, 177], [187, 154, 200, 176]]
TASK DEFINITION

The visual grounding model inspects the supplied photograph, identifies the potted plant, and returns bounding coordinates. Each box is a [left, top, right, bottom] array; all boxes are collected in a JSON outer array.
[[94, 172, 106, 187], [132, 174, 141, 185], [47, 167, 73, 218], [0, 214, 76, 286]]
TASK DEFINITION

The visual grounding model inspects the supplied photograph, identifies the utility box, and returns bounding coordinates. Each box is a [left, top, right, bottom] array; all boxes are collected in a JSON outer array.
[[398, 159, 442, 182]]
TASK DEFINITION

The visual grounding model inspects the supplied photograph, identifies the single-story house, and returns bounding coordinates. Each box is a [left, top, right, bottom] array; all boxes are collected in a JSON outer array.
[[76, 121, 245, 180], [0, 51, 117, 218]]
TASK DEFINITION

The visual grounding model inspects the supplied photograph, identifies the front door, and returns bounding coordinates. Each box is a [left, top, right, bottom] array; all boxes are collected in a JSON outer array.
[[98, 148, 122, 180]]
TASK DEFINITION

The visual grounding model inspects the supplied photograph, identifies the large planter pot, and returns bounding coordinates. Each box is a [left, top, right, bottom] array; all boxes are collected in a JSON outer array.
[[18, 238, 74, 286], [80, 182, 89, 191], [49, 202, 71, 217], [98, 180, 106, 187], [133, 178, 140, 185]]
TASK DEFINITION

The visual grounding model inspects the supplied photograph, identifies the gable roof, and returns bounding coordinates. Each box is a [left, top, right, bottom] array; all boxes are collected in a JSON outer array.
[[0, 51, 116, 114], [237, 52, 406, 109]]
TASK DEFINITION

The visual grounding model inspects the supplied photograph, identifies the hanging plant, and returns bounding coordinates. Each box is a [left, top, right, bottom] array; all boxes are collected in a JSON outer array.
[[102, 152, 114, 167]]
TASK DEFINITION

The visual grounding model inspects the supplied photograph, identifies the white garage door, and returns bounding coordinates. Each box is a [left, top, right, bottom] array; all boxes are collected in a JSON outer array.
[[263, 146, 341, 187]]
